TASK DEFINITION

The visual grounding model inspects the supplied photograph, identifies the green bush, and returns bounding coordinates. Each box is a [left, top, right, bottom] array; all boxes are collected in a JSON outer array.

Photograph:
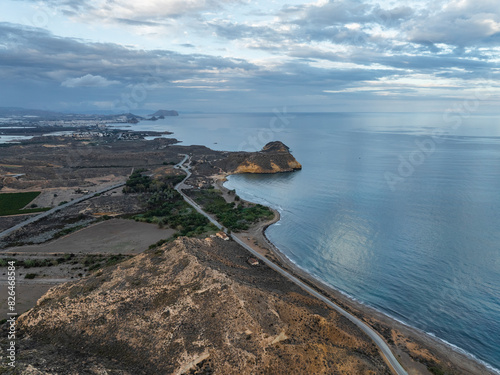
[[189, 189, 273, 231], [25, 273, 37, 279], [23, 259, 36, 268], [429, 367, 447, 375], [123, 174, 218, 238]]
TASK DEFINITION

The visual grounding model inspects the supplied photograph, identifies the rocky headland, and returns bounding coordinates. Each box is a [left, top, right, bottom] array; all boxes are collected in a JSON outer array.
[[214, 141, 302, 174]]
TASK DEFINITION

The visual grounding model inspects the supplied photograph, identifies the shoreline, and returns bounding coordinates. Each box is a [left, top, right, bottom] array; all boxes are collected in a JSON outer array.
[[216, 175, 497, 375], [5, 130, 496, 373]]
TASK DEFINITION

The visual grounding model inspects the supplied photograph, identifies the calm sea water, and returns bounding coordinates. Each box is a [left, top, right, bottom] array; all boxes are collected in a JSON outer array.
[[128, 112, 500, 372]]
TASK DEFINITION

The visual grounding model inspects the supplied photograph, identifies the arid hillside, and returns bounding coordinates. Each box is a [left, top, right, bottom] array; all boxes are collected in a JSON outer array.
[[17, 237, 389, 375]]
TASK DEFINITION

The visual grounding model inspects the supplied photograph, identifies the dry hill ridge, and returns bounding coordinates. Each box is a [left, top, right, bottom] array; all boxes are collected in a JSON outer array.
[[16, 236, 390, 375]]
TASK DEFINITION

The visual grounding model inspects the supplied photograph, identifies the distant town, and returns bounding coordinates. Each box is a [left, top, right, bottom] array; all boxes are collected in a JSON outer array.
[[0, 107, 179, 141]]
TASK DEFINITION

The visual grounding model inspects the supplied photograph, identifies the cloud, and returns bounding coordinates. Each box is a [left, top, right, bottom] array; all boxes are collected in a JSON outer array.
[[61, 74, 119, 87], [0, 22, 257, 85], [406, 0, 500, 46], [24, 0, 245, 22], [289, 1, 414, 27], [1, 0, 500, 112]]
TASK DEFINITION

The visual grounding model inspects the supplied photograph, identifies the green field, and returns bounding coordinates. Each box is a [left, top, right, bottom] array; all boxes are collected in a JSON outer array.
[[0, 192, 50, 216]]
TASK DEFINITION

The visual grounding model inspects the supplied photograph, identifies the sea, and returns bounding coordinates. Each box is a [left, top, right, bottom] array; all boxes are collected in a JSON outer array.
[[118, 112, 500, 372]]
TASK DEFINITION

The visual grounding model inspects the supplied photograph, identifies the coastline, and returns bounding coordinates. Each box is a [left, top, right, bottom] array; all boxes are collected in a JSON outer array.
[[6, 126, 498, 373], [215, 175, 497, 375]]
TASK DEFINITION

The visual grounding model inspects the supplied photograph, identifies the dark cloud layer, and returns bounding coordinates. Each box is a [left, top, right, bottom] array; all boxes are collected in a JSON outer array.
[[2, 0, 500, 112], [0, 23, 256, 84]]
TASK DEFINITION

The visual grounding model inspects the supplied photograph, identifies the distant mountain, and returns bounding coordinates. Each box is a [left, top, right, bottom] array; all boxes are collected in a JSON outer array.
[[0, 107, 145, 122], [149, 110, 179, 117], [0, 107, 64, 118]]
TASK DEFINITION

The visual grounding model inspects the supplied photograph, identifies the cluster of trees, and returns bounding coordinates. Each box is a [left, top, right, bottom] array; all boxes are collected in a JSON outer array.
[[123, 170, 185, 194], [136, 196, 215, 237], [123, 169, 151, 193], [191, 188, 273, 231], [127, 174, 217, 237], [124, 173, 271, 236]]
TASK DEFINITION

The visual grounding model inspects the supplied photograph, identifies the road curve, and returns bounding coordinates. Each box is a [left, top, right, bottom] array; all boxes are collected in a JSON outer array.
[[231, 235, 407, 375], [174, 154, 407, 375], [174, 154, 222, 230]]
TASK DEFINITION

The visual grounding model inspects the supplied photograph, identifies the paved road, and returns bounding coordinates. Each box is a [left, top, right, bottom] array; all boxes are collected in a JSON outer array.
[[232, 235, 407, 375], [174, 154, 407, 375], [0, 182, 126, 240], [174, 154, 223, 230]]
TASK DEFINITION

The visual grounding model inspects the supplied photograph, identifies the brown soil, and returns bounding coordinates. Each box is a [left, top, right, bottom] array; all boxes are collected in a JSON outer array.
[[6, 219, 175, 255], [14, 237, 391, 375], [0, 282, 54, 316]]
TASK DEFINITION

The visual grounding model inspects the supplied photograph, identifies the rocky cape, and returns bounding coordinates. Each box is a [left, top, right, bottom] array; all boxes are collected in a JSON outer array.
[[215, 141, 302, 175]]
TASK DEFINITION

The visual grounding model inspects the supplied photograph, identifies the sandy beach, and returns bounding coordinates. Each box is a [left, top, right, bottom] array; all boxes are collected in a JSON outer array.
[[214, 175, 495, 375]]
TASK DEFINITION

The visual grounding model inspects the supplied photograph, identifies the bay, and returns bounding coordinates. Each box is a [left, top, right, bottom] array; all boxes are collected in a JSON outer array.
[[129, 112, 500, 372]]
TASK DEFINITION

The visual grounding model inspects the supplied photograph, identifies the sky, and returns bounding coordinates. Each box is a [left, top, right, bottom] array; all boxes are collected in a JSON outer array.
[[1, 0, 500, 113]]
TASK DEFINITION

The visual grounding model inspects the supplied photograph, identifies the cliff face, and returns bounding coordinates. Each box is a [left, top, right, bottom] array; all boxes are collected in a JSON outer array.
[[217, 141, 302, 175], [17, 237, 389, 375]]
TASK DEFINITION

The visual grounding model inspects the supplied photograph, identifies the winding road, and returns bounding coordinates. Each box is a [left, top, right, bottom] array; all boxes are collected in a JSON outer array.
[[174, 154, 223, 230], [174, 154, 408, 375]]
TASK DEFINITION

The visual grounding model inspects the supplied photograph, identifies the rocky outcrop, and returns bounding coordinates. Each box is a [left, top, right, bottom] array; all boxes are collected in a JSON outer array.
[[17, 237, 388, 375], [216, 141, 302, 175], [261, 141, 291, 153]]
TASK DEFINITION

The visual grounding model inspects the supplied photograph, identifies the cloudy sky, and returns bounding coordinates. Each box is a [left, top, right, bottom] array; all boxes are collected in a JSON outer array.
[[1, 0, 500, 113]]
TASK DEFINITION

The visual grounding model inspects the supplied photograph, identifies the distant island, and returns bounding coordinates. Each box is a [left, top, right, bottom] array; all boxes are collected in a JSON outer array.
[[149, 109, 179, 118]]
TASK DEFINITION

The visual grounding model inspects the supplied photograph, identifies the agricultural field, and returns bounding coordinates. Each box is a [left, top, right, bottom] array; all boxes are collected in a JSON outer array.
[[0, 191, 50, 216], [7, 218, 176, 254]]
